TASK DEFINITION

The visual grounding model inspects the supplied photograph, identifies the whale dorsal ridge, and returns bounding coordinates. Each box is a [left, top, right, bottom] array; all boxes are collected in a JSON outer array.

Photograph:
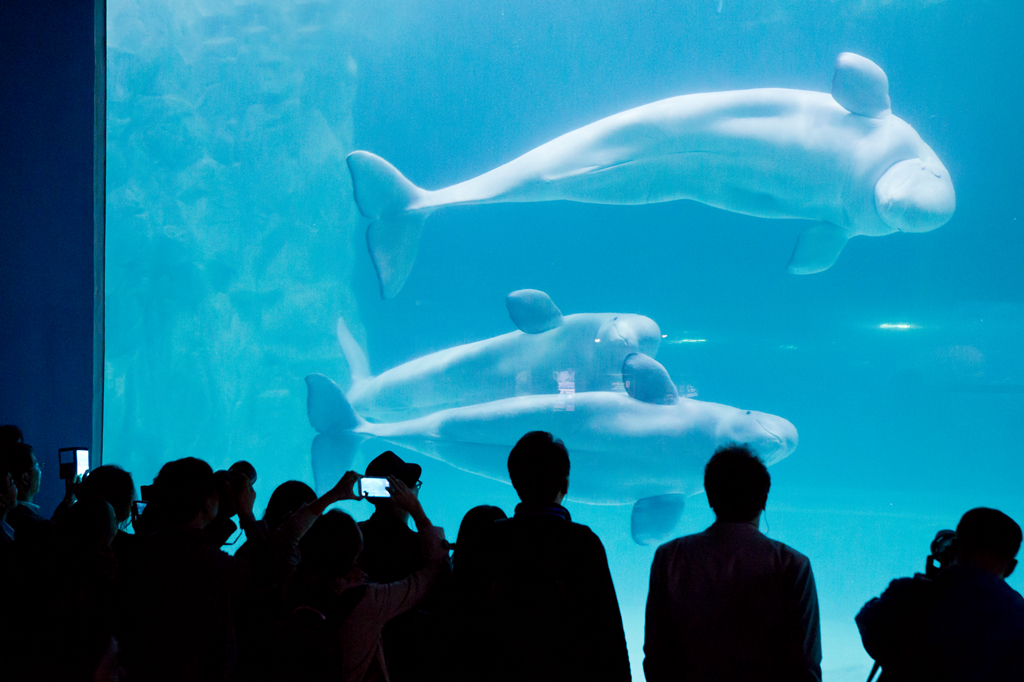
[[507, 289, 563, 333], [831, 53, 891, 119]]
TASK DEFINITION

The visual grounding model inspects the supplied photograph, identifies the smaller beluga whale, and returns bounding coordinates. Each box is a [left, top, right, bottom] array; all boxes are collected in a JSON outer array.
[[337, 289, 663, 422], [348, 53, 955, 298], [304, 364, 799, 545]]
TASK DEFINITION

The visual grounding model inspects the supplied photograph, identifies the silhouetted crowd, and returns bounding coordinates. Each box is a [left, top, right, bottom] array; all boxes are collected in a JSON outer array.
[[1, 424, 1022, 682]]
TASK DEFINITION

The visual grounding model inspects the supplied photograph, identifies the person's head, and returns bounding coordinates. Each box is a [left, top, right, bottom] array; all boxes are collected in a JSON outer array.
[[954, 507, 1022, 579], [0, 425, 24, 444], [453, 505, 506, 566], [150, 457, 218, 528], [704, 444, 771, 523], [0, 442, 40, 502], [507, 431, 570, 505], [300, 510, 363, 579], [80, 465, 136, 526], [58, 497, 118, 553], [0, 466, 17, 518], [263, 480, 317, 530], [365, 451, 421, 516]]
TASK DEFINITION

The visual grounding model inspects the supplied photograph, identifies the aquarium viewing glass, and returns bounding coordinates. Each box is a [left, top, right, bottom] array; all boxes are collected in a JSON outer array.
[[105, 1, 1024, 679]]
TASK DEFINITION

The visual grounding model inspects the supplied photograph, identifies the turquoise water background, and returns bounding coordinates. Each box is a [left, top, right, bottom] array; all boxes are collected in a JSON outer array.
[[105, 1, 1024, 679]]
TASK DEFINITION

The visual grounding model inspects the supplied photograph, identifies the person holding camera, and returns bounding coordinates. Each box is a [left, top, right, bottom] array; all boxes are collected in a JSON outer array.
[[857, 507, 1024, 682], [292, 472, 450, 682], [356, 451, 447, 682]]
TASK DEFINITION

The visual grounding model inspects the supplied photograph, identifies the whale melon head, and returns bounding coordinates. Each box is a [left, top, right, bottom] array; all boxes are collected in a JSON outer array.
[[595, 314, 662, 357], [875, 158, 956, 233]]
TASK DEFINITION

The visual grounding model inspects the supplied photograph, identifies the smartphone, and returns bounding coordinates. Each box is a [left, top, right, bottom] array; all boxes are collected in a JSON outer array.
[[358, 476, 390, 498], [58, 447, 90, 480]]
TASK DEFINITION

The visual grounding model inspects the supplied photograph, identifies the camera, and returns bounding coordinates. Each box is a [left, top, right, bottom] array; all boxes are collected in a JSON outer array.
[[925, 529, 957, 577]]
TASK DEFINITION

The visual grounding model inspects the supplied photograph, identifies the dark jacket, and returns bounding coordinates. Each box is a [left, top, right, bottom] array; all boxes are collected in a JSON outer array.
[[857, 564, 1024, 682], [455, 503, 631, 682], [644, 521, 822, 682]]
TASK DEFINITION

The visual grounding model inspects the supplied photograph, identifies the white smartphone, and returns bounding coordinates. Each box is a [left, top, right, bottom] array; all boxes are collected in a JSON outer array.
[[358, 476, 390, 498], [58, 447, 90, 480]]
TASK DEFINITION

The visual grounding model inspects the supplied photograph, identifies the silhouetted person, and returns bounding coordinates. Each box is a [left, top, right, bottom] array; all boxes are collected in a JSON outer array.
[[857, 507, 1024, 682], [293, 473, 450, 682], [0, 424, 24, 444], [0, 463, 17, 551], [80, 464, 138, 570], [0, 442, 55, 549], [451, 504, 506, 573], [234, 479, 316, 682], [81, 465, 136, 528], [262, 480, 318, 531], [357, 451, 443, 682], [52, 497, 120, 623], [120, 457, 264, 682], [0, 463, 18, 677], [456, 431, 631, 682], [644, 444, 822, 682]]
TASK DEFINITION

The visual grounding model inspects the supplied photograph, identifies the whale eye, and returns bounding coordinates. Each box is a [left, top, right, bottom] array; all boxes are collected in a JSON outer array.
[[746, 411, 751, 415]]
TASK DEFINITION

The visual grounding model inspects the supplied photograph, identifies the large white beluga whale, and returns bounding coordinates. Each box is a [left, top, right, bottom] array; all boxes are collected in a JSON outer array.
[[305, 356, 799, 544], [348, 52, 955, 298], [338, 289, 663, 422]]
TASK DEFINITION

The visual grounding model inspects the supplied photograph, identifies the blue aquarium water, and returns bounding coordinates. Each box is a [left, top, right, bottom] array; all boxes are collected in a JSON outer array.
[[105, 1, 1024, 679]]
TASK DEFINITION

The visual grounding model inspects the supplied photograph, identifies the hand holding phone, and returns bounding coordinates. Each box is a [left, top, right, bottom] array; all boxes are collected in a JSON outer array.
[[330, 471, 362, 501], [385, 476, 419, 512], [58, 447, 90, 480]]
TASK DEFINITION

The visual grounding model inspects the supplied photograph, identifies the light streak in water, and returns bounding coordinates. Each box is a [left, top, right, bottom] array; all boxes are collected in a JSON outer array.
[[878, 323, 919, 330]]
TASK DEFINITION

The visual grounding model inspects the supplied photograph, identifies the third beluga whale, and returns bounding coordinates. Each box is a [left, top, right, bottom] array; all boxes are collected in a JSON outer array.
[[347, 53, 955, 298], [305, 369, 798, 545]]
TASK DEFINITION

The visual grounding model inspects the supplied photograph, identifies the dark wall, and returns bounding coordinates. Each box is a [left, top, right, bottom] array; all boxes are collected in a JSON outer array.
[[0, 0, 101, 515]]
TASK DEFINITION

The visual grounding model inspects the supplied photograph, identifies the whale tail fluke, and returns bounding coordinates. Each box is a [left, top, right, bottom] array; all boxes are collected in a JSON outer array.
[[347, 151, 426, 219], [347, 151, 432, 299], [306, 373, 366, 434], [335, 317, 371, 386], [366, 212, 428, 299]]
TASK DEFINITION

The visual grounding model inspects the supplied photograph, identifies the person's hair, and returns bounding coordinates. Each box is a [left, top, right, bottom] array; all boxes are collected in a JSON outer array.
[[456, 505, 506, 547], [58, 497, 118, 551], [150, 457, 217, 524], [0, 442, 34, 480], [507, 431, 570, 504], [704, 444, 771, 522], [263, 480, 317, 530], [956, 507, 1022, 562], [453, 505, 506, 571], [80, 465, 136, 523], [0, 424, 24, 444], [299, 510, 363, 578]]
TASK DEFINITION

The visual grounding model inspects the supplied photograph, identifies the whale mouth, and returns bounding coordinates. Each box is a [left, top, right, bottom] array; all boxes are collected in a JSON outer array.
[[756, 418, 784, 447]]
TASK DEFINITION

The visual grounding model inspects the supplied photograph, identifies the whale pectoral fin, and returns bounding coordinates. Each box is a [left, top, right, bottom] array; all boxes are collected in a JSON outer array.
[[623, 353, 679, 405], [831, 53, 891, 118], [506, 289, 564, 333], [336, 317, 372, 386], [787, 224, 851, 275], [631, 494, 687, 545], [367, 212, 428, 299]]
